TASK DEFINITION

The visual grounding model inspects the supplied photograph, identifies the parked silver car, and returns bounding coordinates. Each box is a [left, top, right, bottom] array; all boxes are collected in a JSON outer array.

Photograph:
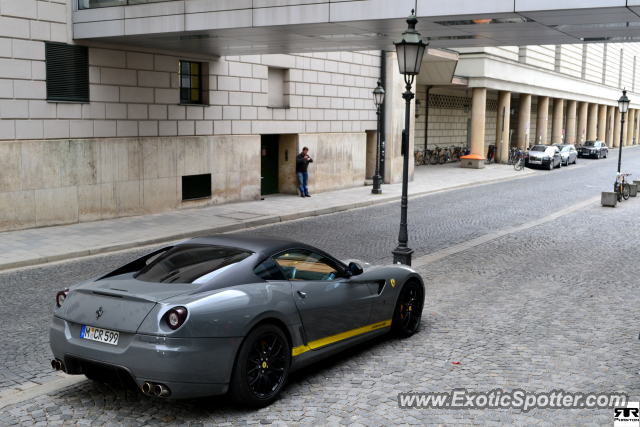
[[552, 144, 578, 165], [49, 234, 425, 407], [525, 145, 562, 170]]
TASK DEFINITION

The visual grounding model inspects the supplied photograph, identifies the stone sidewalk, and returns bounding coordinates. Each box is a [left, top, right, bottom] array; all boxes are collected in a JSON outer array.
[[0, 162, 541, 271]]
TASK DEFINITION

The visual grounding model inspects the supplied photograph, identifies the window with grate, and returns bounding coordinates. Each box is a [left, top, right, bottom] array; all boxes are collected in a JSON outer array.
[[45, 43, 89, 103], [179, 61, 202, 104]]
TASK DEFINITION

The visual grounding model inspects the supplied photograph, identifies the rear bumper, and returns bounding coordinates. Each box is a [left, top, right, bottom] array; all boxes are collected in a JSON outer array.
[[50, 316, 239, 398]]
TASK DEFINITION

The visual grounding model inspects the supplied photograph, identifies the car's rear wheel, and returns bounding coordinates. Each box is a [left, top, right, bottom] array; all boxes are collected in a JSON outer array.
[[391, 281, 424, 338], [228, 324, 290, 408]]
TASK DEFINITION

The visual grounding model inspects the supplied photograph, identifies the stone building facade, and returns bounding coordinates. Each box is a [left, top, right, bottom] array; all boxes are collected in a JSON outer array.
[[0, 0, 389, 232], [414, 44, 640, 162]]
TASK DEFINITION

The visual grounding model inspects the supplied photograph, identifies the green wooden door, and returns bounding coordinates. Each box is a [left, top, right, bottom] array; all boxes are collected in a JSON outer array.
[[261, 135, 279, 196]]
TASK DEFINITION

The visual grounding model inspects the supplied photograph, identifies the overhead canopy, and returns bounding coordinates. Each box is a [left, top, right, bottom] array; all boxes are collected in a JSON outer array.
[[73, 1, 640, 56]]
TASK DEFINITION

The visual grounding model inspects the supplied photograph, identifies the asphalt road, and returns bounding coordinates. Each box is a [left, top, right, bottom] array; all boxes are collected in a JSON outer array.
[[1, 147, 639, 426]]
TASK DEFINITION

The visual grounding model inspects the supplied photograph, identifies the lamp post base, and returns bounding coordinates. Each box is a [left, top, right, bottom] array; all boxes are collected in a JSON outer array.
[[371, 175, 383, 194], [392, 247, 414, 266]]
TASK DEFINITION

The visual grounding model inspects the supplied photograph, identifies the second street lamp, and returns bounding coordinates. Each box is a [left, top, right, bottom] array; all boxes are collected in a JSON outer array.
[[372, 80, 385, 194], [617, 89, 630, 174], [392, 9, 427, 266]]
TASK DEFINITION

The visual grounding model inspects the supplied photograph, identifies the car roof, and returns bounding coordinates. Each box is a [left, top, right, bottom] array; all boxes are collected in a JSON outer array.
[[182, 234, 330, 258]]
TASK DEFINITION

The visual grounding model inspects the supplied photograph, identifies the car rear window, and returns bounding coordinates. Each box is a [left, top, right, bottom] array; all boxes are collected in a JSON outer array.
[[134, 244, 251, 284]]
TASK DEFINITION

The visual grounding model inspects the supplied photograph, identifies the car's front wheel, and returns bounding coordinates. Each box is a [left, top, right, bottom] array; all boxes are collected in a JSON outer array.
[[229, 324, 290, 408], [391, 281, 424, 338]]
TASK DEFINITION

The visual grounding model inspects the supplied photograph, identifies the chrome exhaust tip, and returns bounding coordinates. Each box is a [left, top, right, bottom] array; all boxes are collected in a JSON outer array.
[[51, 359, 63, 371], [153, 384, 171, 397], [142, 382, 153, 394], [51, 359, 57, 370]]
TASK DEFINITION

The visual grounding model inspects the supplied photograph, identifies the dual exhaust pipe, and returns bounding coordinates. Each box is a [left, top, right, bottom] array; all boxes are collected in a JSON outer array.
[[51, 359, 65, 373], [51, 359, 170, 398], [142, 382, 171, 397]]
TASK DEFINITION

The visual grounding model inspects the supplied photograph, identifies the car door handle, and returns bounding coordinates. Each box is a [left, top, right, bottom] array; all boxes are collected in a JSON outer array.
[[297, 291, 306, 298]]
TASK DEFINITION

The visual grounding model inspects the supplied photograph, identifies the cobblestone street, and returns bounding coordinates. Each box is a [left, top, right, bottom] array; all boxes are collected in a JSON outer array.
[[1, 149, 640, 426]]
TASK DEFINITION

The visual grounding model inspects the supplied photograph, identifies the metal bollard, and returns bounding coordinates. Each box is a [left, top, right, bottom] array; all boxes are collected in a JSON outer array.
[[630, 184, 638, 197]]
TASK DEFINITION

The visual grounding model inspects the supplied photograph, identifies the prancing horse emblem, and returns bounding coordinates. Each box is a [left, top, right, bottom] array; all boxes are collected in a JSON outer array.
[[96, 307, 103, 320]]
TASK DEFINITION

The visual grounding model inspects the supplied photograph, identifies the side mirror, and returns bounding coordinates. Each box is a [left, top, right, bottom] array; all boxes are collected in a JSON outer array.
[[348, 262, 364, 277]]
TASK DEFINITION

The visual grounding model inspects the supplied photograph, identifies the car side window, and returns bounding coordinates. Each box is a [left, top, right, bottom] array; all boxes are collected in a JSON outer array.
[[273, 250, 340, 281], [253, 258, 287, 281]]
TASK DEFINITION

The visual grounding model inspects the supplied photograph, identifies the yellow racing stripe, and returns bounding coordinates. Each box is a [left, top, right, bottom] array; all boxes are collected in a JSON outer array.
[[291, 319, 392, 356]]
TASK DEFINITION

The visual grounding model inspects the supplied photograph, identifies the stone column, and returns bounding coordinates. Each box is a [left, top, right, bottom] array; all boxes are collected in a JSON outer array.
[[517, 94, 532, 149], [565, 100, 577, 145], [551, 98, 564, 145], [587, 103, 598, 141], [625, 109, 635, 146], [622, 109, 630, 146], [606, 105, 615, 146], [383, 51, 415, 184], [470, 87, 487, 157], [613, 108, 621, 148], [495, 91, 511, 162], [597, 104, 607, 141], [536, 96, 549, 145], [577, 101, 588, 145], [636, 109, 640, 145]]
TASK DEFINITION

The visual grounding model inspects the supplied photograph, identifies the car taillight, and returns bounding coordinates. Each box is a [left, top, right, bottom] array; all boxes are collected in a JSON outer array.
[[56, 290, 68, 308], [166, 307, 188, 330]]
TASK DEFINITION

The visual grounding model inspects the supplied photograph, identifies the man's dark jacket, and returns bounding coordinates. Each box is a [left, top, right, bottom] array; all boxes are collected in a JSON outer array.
[[296, 153, 313, 173]]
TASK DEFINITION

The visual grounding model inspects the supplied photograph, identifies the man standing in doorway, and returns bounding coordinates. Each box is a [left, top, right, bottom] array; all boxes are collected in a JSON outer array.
[[296, 147, 313, 198]]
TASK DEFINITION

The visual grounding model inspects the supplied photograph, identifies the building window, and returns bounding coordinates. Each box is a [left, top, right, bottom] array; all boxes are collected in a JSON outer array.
[[180, 61, 202, 104], [268, 67, 287, 108], [45, 43, 89, 103], [182, 174, 211, 201]]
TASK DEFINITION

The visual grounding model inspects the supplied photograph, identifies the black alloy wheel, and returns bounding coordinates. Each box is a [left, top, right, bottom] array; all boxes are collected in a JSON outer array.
[[229, 324, 290, 407], [391, 281, 424, 338]]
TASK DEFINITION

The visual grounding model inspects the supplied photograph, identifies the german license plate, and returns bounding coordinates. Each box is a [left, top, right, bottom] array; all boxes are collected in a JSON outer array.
[[81, 325, 119, 346]]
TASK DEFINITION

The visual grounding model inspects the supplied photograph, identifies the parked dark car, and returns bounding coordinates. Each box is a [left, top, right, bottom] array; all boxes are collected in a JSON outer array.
[[578, 140, 608, 159], [552, 144, 578, 165], [525, 145, 562, 170]]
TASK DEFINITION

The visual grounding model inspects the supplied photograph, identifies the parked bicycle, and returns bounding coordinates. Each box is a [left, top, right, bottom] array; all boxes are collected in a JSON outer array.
[[452, 146, 465, 162], [438, 146, 451, 164], [414, 150, 425, 166], [508, 147, 519, 165], [513, 149, 526, 171], [429, 146, 443, 165], [614, 173, 632, 202]]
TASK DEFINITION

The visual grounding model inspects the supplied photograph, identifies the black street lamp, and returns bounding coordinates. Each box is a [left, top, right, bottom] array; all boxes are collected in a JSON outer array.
[[392, 9, 427, 266], [372, 80, 386, 194], [617, 89, 630, 173]]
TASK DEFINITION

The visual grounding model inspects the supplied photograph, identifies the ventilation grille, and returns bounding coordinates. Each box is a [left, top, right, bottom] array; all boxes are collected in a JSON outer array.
[[46, 43, 89, 102], [427, 94, 498, 112]]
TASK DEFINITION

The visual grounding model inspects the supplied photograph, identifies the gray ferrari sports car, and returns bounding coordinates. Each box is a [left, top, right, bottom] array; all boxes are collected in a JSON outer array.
[[50, 234, 425, 407]]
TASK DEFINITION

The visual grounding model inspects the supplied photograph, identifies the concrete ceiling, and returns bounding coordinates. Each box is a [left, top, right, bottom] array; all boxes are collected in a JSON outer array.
[[73, 1, 640, 56]]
